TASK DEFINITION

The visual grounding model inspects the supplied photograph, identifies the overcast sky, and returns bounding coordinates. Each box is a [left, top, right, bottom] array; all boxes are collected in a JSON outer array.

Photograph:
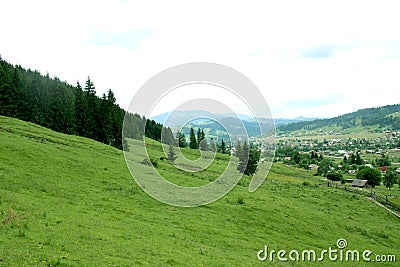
[[1, 0, 399, 119]]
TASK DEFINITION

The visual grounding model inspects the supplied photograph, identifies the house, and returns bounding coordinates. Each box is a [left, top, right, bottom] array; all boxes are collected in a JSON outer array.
[[352, 179, 368, 188], [346, 178, 354, 183], [309, 164, 318, 170], [364, 164, 373, 168], [348, 170, 356, 175], [396, 168, 400, 175], [378, 166, 388, 173]]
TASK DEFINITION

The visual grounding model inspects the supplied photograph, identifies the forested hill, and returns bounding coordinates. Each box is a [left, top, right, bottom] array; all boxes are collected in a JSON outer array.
[[0, 57, 174, 149], [278, 104, 400, 132]]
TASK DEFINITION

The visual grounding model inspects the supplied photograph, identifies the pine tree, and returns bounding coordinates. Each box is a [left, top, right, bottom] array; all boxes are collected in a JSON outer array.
[[235, 140, 242, 158], [0, 61, 18, 117], [176, 131, 187, 147], [83, 77, 97, 139], [161, 126, 174, 145], [74, 82, 86, 136], [237, 141, 249, 173], [209, 138, 216, 152], [196, 128, 202, 147], [190, 128, 198, 149], [167, 144, 178, 163], [245, 147, 261, 176], [199, 130, 208, 151], [220, 139, 227, 154], [355, 151, 363, 165]]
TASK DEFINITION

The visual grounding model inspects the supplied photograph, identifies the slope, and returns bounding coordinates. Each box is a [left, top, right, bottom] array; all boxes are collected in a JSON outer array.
[[278, 103, 400, 133], [1, 116, 400, 266]]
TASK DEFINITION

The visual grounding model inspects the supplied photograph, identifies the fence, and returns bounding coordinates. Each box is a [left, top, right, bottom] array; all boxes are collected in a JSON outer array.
[[340, 185, 400, 213]]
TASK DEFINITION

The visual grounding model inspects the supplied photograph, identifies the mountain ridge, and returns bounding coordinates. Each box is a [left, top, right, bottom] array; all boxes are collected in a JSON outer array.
[[278, 103, 400, 133]]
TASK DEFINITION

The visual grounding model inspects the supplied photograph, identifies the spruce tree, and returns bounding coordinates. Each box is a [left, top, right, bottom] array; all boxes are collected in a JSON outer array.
[[167, 144, 178, 163], [355, 152, 363, 165], [176, 131, 187, 147], [190, 128, 198, 149], [83, 77, 97, 139], [245, 147, 261, 176], [199, 129, 208, 151], [161, 126, 174, 145], [235, 140, 242, 158], [197, 128, 202, 147], [209, 138, 216, 152], [220, 139, 227, 154], [237, 141, 249, 173]]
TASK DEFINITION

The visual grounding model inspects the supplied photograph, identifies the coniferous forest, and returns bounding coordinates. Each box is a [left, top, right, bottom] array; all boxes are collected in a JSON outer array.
[[0, 57, 174, 149]]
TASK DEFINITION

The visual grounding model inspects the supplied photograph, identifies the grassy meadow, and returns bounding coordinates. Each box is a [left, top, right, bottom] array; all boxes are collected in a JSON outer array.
[[1, 116, 400, 266]]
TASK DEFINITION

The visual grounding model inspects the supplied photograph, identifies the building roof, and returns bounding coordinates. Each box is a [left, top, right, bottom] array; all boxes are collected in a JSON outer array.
[[352, 179, 368, 187], [378, 166, 388, 172]]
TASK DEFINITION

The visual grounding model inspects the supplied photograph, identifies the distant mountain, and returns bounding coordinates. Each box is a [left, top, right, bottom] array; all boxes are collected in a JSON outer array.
[[278, 104, 400, 132], [151, 110, 254, 126], [151, 110, 214, 126], [152, 111, 317, 126], [273, 117, 321, 127], [150, 111, 318, 139]]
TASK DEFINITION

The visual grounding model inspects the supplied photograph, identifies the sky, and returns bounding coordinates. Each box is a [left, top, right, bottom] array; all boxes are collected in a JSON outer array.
[[1, 0, 400, 119]]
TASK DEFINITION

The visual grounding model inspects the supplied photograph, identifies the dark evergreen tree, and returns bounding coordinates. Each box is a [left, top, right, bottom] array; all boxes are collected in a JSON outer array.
[[83, 77, 98, 139], [209, 138, 216, 152], [74, 82, 86, 136], [244, 146, 260, 176], [350, 154, 356, 165], [189, 128, 198, 149], [220, 139, 227, 154], [237, 141, 249, 173], [161, 126, 174, 145], [355, 151, 363, 165], [167, 144, 178, 163], [176, 131, 187, 147], [0, 60, 17, 117], [199, 134, 208, 151]]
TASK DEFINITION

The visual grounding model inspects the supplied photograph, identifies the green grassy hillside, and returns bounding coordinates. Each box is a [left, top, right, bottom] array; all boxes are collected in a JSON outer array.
[[278, 103, 400, 134], [1, 116, 400, 266]]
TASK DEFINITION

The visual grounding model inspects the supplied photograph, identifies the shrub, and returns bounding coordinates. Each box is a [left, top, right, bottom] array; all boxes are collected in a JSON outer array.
[[237, 196, 245, 205], [141, 157, 158, 167], [327, 172, 343, 182]]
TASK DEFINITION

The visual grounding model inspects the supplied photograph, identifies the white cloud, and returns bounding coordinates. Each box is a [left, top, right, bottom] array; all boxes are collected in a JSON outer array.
[[1, 0, 399, 119]]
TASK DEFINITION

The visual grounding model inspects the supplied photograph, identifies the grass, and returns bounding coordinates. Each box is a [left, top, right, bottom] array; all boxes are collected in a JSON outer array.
[[1, 116, 400, 266]]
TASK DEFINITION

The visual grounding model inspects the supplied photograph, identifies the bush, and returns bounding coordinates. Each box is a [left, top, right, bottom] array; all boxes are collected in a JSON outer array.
[[141, 157, 158, 167], [237, 196, 245, 205]]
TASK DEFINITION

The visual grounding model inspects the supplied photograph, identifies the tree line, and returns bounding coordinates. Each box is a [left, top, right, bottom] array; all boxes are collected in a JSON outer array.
[[175, 127, 230, 154], [0, 57, 174, 149]]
